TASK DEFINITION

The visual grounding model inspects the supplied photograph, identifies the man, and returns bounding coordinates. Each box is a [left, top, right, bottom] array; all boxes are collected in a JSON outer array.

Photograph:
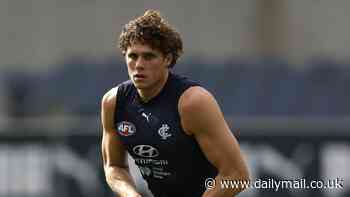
[[101, 10, 249, 197]]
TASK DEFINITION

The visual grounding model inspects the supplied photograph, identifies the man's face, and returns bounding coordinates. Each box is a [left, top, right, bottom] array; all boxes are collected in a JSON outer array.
[[125, 43, 171, 90]]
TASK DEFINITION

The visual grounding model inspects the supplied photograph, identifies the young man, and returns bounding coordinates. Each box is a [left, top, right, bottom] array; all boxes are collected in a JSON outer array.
[[101, 10, 249, 197]]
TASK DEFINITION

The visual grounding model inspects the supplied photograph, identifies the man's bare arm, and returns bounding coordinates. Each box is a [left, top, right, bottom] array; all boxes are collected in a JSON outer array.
[[101, 87, 141, 197], [179, 86, 250, 197]]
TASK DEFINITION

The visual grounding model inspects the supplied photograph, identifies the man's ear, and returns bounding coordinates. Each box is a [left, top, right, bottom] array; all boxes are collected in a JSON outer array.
[[165, 54, 173, 67]]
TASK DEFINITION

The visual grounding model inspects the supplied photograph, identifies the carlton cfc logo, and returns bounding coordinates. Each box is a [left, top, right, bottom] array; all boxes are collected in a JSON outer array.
[[117, 121, 136, 136]]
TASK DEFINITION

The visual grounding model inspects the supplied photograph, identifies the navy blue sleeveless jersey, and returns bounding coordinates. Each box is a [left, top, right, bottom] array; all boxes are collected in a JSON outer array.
[[114, 72, 217, 197]]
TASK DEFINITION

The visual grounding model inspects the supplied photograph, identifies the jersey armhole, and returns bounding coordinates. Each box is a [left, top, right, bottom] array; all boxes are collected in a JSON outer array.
[[114, 85, 121, 128], [177, 84, 201, 136]]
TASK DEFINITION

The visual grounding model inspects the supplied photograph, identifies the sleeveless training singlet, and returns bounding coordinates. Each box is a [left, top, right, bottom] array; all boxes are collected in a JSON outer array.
[[114, 72, 217, 197]]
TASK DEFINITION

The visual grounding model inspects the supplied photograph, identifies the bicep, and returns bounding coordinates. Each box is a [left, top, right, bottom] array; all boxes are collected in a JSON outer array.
[[102, 128, 128, 168], [195, 117, 244, 175], [101, 87, 128, 168], [180, 87, 246, 175]]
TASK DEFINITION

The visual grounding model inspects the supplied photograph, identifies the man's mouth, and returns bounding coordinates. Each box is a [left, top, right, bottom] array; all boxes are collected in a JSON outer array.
[[134, 74, 146, 79]]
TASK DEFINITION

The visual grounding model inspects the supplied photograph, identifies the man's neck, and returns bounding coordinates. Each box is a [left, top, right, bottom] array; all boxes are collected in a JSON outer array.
[[137, 71, 169, 103]]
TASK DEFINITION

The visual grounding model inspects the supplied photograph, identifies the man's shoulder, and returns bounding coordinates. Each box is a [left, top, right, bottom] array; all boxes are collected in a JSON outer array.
[[116, 80, 135, 95], [179, 86, 215, 113], [101, 80, 134, 109], [101, 87, 118, 110], [178, 86, 218, 135]]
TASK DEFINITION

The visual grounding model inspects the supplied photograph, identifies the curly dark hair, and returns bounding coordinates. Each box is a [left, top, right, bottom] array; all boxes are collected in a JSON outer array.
[[118, 10, 183, 68]]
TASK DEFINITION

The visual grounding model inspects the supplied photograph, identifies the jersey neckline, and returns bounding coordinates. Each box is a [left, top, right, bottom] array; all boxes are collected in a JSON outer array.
[[135, 71, 173, 105]]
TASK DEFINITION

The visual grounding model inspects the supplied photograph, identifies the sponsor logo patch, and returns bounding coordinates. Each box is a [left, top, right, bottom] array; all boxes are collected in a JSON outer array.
[[117, 121, 136, 136], [133, 145, 159, 158], [158, 124, 172, 140]]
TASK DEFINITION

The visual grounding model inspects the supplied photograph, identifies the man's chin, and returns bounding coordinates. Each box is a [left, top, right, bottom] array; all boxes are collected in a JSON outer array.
[[133, 82, 148, 89]]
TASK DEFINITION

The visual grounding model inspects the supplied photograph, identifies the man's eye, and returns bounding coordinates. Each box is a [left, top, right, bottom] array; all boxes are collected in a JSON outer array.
[[144, 54, 155, 60], [128, 54, 138, 60]]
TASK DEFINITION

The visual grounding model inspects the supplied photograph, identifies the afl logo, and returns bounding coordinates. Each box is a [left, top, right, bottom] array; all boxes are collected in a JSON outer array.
[[117, 121, 136, 136], [133, 145, 159, 158]]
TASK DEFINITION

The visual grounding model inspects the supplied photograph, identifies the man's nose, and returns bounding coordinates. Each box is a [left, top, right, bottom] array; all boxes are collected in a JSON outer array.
[[135, 58, 145, 69]]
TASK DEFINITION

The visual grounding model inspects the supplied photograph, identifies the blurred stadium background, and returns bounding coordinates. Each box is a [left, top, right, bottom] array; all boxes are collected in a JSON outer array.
[[0, 0, 349, 197]]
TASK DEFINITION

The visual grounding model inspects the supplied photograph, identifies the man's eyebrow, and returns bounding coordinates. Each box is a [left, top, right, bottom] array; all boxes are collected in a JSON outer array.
[[127, 52, 137, 56], [127, 51, 157, 57], [141, 51, 156, 56]]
